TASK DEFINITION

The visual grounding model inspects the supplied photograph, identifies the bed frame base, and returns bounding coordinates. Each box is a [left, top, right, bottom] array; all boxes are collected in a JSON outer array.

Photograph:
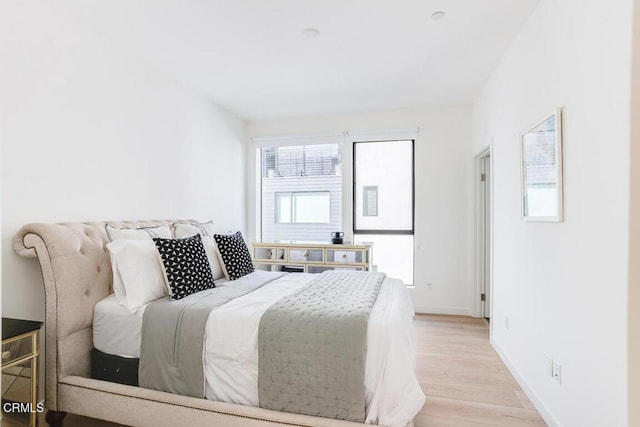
[[55, 375, 364, 427]]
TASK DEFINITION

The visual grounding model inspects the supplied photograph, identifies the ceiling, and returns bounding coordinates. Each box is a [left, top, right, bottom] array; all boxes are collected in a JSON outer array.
[[60, 0, 539, 120]]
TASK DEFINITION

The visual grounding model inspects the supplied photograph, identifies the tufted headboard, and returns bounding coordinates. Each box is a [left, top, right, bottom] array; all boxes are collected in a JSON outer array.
[[13, 220, 198, 410]]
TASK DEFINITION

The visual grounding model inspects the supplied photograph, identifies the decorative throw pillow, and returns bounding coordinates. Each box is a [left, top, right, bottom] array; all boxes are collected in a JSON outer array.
[[213, 232, 254, 280], [173, 221, 216, 238], [153, 234, 216, 300], [106, 224, 172, 241]]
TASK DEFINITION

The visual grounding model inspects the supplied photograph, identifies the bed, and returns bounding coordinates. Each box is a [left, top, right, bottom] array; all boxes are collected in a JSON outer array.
[[13, 220, 424, 427]]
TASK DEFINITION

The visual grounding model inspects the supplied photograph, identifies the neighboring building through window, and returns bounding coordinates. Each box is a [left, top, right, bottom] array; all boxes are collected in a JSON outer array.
[[261, 144, 342, 242], [363, 186, 378, 216], [275, 191, 331, 224]]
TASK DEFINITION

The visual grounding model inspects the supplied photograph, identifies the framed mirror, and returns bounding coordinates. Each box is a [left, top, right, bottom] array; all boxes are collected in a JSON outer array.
[[520, 108, 563, 222]]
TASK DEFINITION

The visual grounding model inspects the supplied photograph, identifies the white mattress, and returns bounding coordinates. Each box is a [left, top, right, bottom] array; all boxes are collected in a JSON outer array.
[[93, 294, 145, 358], [93, 271, 424, 427]]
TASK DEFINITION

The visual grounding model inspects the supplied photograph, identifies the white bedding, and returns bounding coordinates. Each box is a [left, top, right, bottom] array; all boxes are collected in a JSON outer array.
[[94, 293, 144, 358], [93, 271, 425, 426], [93, 276, 230, 358]]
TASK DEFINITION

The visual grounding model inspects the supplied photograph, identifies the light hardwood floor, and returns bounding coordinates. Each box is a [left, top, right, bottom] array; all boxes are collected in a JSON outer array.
[[413, 314, 546, 426], [2, 314, 546, 427]]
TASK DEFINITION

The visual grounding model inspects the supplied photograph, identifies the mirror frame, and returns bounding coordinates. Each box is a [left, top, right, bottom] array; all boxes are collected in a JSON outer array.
[[520, 108, 564, 222]]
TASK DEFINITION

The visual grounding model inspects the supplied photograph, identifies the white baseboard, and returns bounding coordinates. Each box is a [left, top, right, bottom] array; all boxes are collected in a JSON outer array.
[[413, 306, 470, 316], [491, 338, 560, 427]]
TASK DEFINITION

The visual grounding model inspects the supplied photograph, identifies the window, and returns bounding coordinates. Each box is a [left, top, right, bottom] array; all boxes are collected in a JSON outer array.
[[262, 144, 341, 178], [275, 192, 330, 224], [353, 140, 413, 233], [353, 140, 414, 285], [260, 144, 342, 241]]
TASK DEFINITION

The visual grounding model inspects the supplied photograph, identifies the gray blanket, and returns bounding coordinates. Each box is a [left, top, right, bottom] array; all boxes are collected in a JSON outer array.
[[139, 272, 285, 397], [258, 270, 385, 422]]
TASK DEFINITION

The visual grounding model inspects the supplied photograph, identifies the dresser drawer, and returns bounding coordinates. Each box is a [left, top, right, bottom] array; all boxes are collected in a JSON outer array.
[[253, 246, 273, 261], [327, 249, 363, 264], [288, 249, 323, 263], [253, 247, 286, 261], [2, 334, 34, 367]]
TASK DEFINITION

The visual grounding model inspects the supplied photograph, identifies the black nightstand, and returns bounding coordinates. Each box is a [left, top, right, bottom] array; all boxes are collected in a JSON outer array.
[[2, 318, 43, 427]]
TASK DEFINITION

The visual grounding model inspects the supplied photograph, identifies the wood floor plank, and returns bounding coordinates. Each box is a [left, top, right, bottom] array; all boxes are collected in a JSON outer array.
[[414, 413, 497, 427], [514, 390, 539, 412], [421, 382, 523, 409], [420, 397, 546, 427]]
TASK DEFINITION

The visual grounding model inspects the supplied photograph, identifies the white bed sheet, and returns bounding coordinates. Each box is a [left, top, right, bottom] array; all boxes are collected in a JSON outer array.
[[93, 271, 424, 426], [93, 293, 146, 358], [93, 277, 231, 358]]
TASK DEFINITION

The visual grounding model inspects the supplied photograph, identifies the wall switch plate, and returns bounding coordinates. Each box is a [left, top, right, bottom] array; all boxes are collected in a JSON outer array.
[[546, 355, 553, 378], [552, 361, 562, 384]]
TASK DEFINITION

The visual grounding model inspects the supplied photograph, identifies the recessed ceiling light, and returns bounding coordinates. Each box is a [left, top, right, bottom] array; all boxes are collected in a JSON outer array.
[[431, 11, 446, 20], [302, 28, 320, 38]]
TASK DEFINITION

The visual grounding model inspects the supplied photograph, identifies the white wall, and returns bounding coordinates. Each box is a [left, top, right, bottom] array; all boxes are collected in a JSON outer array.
[[247, 107, 472, 314], [628, 1, 640, 425], [472, 0, 633, 425], [0, 2, 247, 322]]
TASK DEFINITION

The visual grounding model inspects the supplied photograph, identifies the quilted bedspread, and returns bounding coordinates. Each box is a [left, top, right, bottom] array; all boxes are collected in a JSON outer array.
[[257, 270, 386, 422]]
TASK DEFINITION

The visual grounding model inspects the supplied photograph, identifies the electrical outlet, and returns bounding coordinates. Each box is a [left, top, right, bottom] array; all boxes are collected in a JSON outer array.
[[426, 283, 433, 291], [546, 355, 553, 378], [505, 316, 509, 330], [552, 361, 562, 384]]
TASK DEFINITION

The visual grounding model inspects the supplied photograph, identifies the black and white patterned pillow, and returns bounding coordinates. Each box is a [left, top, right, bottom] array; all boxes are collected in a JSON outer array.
[[213, 232, 254, 280], [153, 234, 215, 300]]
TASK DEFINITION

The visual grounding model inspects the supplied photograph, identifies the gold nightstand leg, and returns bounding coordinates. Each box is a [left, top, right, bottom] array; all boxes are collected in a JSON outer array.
[[30, 331, 39, 427]]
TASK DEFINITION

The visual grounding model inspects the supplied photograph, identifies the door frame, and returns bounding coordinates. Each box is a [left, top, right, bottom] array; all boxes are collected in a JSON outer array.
[[473, 146, 493, 327]]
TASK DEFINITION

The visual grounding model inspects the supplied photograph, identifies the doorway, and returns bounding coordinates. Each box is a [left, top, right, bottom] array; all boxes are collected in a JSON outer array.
[[475, 148, 492, 321]]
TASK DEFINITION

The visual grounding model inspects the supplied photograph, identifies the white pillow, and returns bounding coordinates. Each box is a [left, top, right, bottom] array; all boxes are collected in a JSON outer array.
[[106, 224, 172, 241], [173, 221, 215, 238], [107, 239, 169, 311], [201, 236, 225, 281]]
